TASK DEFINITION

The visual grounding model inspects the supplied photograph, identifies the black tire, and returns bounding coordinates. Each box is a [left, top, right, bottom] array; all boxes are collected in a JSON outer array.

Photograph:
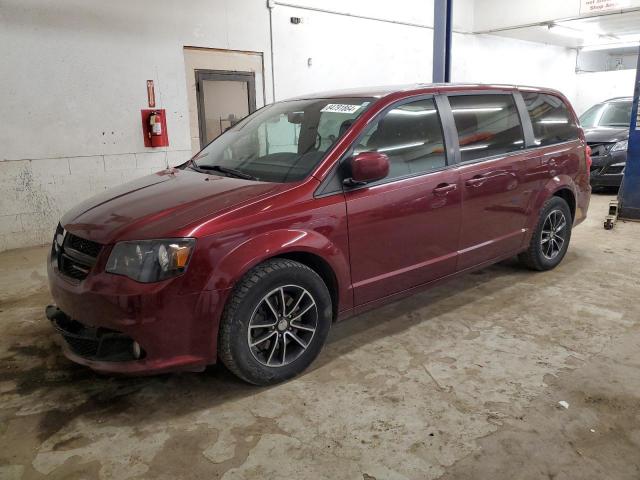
[[519, 196, 573, 271], [218, 258, 332, 385]]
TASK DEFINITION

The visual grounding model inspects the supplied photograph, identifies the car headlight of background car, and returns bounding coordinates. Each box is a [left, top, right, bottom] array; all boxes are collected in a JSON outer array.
[[106, 238, 196, 282], [610, 140, 628, 152]]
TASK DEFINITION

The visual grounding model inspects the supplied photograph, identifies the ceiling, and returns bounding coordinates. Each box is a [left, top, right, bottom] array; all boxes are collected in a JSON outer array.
[[484, 9, 640, 51]]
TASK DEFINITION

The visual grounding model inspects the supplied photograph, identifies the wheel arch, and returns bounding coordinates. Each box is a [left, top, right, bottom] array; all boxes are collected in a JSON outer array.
[[209, 229, 349, 321], [276, 251, 340, 321], [523, 176, 578, 245], [552, 187, 576, 222]]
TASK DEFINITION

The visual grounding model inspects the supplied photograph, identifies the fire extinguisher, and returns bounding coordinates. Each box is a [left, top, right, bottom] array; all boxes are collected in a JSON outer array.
[[149, 110, 163, 147]]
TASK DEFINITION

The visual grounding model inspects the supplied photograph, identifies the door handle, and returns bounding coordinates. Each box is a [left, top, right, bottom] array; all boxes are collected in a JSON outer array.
[[543, 157, 557, 166], [465, 175, 486, 187], [433, 183, 457, 195]]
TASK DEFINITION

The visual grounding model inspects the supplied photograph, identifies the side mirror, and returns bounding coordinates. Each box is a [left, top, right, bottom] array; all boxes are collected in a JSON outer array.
[[344, 152, 390, 186]]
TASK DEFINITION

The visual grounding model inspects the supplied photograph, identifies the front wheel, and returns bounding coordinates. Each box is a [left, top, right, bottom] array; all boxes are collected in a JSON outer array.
[[218, 258, 332, 385], [519, 196, 572, 271]]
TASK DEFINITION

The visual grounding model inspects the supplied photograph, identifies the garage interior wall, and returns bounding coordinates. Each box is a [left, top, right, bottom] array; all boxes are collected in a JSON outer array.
[[0, 0, 632, 252]]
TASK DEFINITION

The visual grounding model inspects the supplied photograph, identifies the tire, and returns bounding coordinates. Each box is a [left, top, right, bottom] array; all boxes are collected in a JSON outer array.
[[218, 258, 332, 385], [519, 196, 573, 271]]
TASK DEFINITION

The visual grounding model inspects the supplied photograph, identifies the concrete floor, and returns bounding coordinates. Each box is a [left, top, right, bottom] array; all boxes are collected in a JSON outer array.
[[1, 193, 639, 480]]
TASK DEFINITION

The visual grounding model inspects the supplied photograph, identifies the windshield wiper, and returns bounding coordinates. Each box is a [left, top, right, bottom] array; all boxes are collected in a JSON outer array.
[[193, 164, 259, 181]]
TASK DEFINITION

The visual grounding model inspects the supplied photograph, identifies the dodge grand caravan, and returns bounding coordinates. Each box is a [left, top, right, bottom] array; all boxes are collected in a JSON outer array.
[[46, 84, 591, 385]]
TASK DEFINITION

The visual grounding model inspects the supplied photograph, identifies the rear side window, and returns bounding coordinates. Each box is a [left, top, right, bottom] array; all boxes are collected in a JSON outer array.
[[522, 92, 578, 146], [449, 94, 524, 162], [354, 98, 447, 180]]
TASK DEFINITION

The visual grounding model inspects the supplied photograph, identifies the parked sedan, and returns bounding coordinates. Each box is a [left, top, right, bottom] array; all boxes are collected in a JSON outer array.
[[579, 97, 633, 190], [46, 84, 591, 385]]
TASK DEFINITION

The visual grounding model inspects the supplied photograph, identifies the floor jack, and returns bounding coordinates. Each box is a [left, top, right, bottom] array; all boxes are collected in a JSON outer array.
[[604, 199, 619, 230]]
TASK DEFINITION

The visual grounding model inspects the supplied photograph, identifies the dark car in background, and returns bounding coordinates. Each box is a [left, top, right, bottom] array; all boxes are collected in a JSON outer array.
[[580, 97, 633, 190]]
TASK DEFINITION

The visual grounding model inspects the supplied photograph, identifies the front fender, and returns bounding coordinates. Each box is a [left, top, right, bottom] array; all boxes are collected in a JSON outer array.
[[205, 228, 352, 309]]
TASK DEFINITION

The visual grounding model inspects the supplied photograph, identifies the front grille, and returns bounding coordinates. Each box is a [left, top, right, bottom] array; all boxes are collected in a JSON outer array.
[[66, 335, 100, 357], [60, 254, 92, 280], [587, 142, 615, 157], [67, 234, 102, 258], [52, 224, 103, 281]]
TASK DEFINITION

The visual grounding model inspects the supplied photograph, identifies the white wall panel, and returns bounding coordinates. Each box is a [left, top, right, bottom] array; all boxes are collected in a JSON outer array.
[[271, 5, 433, 100], [0, 0, 272, 161], [574, 69, 637, 114], [272, 0, 475, 32], [452, 33, 578, 104]]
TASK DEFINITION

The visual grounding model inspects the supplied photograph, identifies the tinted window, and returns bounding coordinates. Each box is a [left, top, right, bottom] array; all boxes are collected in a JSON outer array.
[[449, 94, 524, 162], [522, 92, 579, 146], [353, 98, 447, 180]]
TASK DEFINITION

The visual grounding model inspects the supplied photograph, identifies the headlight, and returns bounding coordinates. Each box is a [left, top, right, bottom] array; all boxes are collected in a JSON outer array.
[[106, 238, 196, 282], [611, 140, 628, 152]]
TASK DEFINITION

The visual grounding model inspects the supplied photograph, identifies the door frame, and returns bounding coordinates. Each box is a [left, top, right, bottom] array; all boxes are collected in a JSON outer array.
[[195, 69, 257, 148]]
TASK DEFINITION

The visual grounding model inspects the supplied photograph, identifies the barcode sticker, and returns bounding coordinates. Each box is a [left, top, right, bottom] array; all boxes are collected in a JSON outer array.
[[321, 104, 362, 114]]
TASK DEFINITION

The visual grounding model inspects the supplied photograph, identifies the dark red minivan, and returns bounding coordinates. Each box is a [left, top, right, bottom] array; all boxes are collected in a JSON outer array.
[[47, 84, 591, 384]]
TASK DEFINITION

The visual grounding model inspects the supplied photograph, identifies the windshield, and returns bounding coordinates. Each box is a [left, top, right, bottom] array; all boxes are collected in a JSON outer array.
[[579, 101, 632, 128], [190, 97, 374, 182]]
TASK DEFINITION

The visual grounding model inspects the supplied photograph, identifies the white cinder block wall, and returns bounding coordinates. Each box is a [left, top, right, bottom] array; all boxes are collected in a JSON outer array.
[[0, 0, 596, 252]]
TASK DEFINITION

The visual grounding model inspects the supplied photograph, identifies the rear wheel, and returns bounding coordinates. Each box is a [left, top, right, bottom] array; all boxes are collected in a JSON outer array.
[[519, 196, 572, 271], [218, 258, 332, 385]]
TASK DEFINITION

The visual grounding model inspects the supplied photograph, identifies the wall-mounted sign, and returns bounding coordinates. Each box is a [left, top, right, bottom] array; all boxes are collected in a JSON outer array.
[[580, 0, 640, 14], [147, 80, 156, 108]]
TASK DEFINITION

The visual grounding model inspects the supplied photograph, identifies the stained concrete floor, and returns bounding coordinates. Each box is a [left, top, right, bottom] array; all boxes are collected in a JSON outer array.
[[1, 193, 639, 480]]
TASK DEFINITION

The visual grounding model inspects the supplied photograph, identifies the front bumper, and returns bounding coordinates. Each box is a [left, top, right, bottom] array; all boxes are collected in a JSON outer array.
[[590, 150, 626, 188], [47, 250, 229, 375]]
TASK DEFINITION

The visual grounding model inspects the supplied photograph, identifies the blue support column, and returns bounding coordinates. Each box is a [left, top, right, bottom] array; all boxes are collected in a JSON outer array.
[[619, 49, 640, 219], [433, 0, 452, 83]]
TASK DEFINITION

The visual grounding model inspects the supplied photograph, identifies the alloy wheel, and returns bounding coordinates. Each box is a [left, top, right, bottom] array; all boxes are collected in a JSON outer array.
[[540, 209, 567, 260], [247, 285, 318, 367]]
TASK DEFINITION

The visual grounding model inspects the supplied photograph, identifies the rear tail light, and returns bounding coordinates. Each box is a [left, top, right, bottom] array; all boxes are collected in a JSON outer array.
[[585, 145, 592, 173]]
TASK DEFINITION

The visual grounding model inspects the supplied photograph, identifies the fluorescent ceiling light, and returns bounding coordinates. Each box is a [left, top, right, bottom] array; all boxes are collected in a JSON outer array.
[[549, 24, 589, 39], [547, 23, 604, 44], [581, 41, 640, 51]]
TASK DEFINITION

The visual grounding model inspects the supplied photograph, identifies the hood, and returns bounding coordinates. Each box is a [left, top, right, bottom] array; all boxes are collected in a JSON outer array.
[[61, 169, 292, 244], [584, 126, 629, 144]]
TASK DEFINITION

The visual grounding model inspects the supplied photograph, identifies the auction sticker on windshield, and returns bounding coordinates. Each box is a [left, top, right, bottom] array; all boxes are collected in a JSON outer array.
[[321, 104, 362, 114]]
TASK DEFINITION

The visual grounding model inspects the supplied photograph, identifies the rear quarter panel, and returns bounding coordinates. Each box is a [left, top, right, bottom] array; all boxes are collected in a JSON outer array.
[[522, 139, 590, 245]]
